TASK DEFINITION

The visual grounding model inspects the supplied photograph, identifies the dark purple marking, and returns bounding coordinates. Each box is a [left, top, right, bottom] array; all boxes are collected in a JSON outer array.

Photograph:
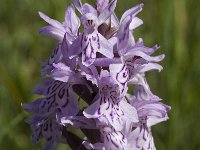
[[92, 36, 96, 41], [43, 123, 48, 131], [98, 107, 101, 115], [148, 141, 151, 149], [106, 135, 110, 142], [108, 0, 115, 11], [84, 35, 88, 42], [41, 101, 46, 108], [47, 136, 53, 141], [47, 95, 56, 112], [110, 138, 119, 148], [38, 127, 43, 140], [136, 137, 140, 148], [103, 96, 106, 103], [58, 85, 66, 99], [89, 39, 95, 58], [49, 81, 63, 95], [97, 33, 100, 49], [83, 43, 89, 62], [142, 129, 147, 141], [106, 101, 110, 110], [100, 97, 103, 105], [57, 108, 62, 113], [62, 89, 69, 108]]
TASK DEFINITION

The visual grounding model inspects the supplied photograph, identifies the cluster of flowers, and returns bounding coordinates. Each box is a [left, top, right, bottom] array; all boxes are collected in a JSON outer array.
[[23, 0, 171, 150]]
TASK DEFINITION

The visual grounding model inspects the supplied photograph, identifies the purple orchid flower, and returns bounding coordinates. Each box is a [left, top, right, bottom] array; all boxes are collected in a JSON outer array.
[[69, 0, 117, 66], [101, 126, 128, 150], [24, 78, 79, 120], [83, 70, 138, 131], [91, 3, 144, 67], [39, 3, 80, 42], [124, 91, 170, 150], [26, 114, 63, 150], [40, 44, 63, 75], [117, 3, 144, 50], [127, 124, 156, 150], [41, 33, 77, 75], [83, 126, 128, 150]]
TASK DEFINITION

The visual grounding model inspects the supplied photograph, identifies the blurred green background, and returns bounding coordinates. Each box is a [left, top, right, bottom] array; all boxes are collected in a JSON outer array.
[[0, 0, 200, 149]]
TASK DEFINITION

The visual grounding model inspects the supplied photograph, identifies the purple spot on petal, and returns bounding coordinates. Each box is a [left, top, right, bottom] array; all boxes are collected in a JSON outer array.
[[98, 107, 101, 115], [84, 35, 88, 41], [97, 33, 100, 49], [106, 101, 110, 110], [92, 36, 96, 41]]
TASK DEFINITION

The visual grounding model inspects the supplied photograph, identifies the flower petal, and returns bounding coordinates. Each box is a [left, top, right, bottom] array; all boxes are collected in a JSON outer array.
[[65, 3, 80, 35], [61, 116, 97, 129], [80, 64, 98, 85], [39, 12, 65, 32], [97, 0, 109, 12], [83, 96, 109, 118], [97, 33, 114, 58], [51, 63, 75, 82], [119, 100, 138, 123], [94, 58, 121, 67], [124, 50, 165, 62], [69, 34, 83, 58], [82, 3, 97, 15], [127, 125, 156, 150], [137, 63, 163, 73], [39, 26, 64, 41], [129, 17, 143, 30], [98, 0, 117, 25], [73, 0, 82, 13], [109, 64, 128, 96], [117, 15, 132, 51], [120, 3, 144, 23]]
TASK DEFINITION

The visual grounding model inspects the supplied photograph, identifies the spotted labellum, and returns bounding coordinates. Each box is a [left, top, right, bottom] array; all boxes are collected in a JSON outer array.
[[23, 0, 170, 150]]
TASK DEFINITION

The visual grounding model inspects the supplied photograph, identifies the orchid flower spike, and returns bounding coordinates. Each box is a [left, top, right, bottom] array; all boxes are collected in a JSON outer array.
[[24, 1, 170, 150]]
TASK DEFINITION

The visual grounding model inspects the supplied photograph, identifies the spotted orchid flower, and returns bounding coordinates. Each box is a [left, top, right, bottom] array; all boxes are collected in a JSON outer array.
[[116, 5, 164, 85], [83, 70, 138, 131], [121, 39, 164, 78], [24, 78, 79, 120], [41, 33, 77, 75], [117, 3, 144, 50], [92, 3, 144, 67], [25, 114, 63, 150], [69, 0, 117, 66], [127, 125, 156, 150], [83, 126, 128, 150], [101, 126, 128, 150], [109, 40, 165, 93], [124, 91, 170, 150], [41, 44, 63, 75], [39, 3, 80, 42]]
